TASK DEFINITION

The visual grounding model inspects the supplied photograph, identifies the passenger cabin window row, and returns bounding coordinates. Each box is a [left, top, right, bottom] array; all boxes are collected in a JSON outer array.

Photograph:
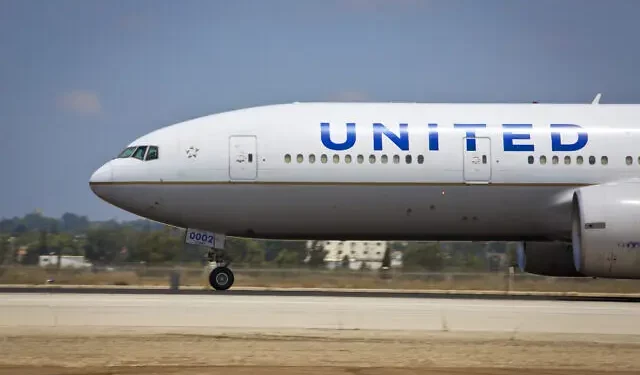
[[527, 155, 616, 166], [117, 146, 159, 161], [284, 153, 425, 165]]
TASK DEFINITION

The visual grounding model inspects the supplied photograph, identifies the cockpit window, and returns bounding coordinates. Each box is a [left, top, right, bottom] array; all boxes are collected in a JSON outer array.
[[116, 145, 158, 161], [145, 146, 159, 161], [132, 146, 148, 160], [117, 147, 136, 158]]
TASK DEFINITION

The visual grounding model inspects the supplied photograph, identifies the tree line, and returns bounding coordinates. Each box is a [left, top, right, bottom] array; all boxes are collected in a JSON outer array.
[[0, 212, 516, 271]]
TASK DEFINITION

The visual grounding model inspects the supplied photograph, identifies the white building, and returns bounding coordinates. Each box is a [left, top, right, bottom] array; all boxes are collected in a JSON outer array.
[[308, 240, 403, 270], [39, 255, 92, 269]]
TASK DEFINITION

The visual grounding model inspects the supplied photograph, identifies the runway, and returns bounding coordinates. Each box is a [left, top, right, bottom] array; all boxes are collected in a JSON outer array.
[[2, 292, 640, 335], [2, 293, 640, 374]]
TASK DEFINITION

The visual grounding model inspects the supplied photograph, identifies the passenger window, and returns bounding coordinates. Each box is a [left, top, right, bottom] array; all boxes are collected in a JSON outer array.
[[117, 147, 136, 158], [345, 155, 352, 164], [284, 154, 292, 163], [589, 156, 595, 165], [417, 155, 424, 164], [145, 146, 159, 161], [309, 154, 316, 164], [297, 154, 303, 163], [333, 154, 339, 164], [406, 155, 412, 164], [564, 156, 571, 165], [132, 146, 147, 160], [601, 156, 608, 165], [381, 155, 388, 164], [540, 155, 547, 165], [321, 154, 328, 164], [552, 156, 558, 165], [626, 156, 632, 165], [527, 156, 534, 164], [393, 155, 400, 164], [577, 156, 584, 165], [369, 155, 376, 164], [357, 155, 364, 164]]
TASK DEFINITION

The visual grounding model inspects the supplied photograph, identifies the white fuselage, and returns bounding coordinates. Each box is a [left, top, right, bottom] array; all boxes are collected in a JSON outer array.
[[89, 102, 640, 241]]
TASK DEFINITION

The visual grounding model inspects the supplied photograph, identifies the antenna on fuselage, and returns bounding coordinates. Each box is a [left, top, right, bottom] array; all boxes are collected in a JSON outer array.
[[592, 93, 602, 104]]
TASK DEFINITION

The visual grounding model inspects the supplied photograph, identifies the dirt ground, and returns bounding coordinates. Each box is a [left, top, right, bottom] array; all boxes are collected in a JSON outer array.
[[0, 329, 639, 375]]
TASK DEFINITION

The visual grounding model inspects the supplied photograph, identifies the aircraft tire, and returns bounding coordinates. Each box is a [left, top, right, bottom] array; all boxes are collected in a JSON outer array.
[[209, 266, 234, 291]]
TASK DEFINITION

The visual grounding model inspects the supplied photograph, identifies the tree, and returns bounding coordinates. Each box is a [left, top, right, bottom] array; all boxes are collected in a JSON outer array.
[[0, 236, 8, 265], [359, 261, 370, 271], [38, 230, 48, 255], [244, 240, 265, 266], [61, 213, 90, 233], [0, 218, 19, 234], [402, 242, 444, 271], [462, 252, 485, 271], [306, 241, 327, 268], [83, 228, 123, 265], [275, 248, 301, 267], [506, 242, 518, 267], [341, 254, 350, 269], [134, 227, 182, 264], [381, 247, 391, 268]]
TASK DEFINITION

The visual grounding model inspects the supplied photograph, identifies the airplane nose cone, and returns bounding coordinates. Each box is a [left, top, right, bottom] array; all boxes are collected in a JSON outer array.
[[89, 162, 113, 199], [90, 162, 113, 184]]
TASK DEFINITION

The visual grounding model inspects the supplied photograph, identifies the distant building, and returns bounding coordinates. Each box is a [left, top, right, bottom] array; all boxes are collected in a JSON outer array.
[[39, 255, 92, 269], [308, 240, 403, 270]]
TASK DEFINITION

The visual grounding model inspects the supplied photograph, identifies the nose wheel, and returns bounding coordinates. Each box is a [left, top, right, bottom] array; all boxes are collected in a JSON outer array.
[[209, 266, 234, 290], [207, 249, 235, 291]]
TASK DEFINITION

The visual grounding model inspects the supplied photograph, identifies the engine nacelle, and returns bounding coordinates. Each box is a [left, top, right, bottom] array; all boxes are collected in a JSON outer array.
[[572, 181, 640, 279], [516, 241, 584, 277]]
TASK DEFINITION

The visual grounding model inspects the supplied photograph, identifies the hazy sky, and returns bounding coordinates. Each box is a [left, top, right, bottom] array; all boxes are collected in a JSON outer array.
[[2, 0, 640, 221]]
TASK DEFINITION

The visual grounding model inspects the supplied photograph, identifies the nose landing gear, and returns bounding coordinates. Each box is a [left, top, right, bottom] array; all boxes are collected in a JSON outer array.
[[207, 248, 235, 291], [184, 229, 235, 291]]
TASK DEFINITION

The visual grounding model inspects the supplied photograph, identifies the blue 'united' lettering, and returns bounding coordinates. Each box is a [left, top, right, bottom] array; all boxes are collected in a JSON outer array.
[[503, 124, 534, 152], [453, 124, 486, 151], [320, 122, 356, 150], [373, 123, 409, 151], [550, 124, 588, 152], [319, 122, 589, 152]]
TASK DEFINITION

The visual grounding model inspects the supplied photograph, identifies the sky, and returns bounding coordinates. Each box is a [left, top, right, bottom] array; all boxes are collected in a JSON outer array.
[[1, 0, 640, 221]]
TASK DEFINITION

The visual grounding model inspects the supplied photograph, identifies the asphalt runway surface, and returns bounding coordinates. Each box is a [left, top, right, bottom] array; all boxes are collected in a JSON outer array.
[[1, 293, 640, 374], [2, 293, 640, 334], [2, 285, 640, 302]]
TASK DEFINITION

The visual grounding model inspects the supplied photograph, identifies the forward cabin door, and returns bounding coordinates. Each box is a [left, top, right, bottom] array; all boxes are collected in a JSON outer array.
[[462, 136, 491, 183], [229, 135, 257, 180]]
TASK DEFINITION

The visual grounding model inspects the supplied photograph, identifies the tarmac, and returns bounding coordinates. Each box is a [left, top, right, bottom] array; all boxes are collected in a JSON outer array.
[[2, 292, 640, 334], [2, 291, 640, 374], [1, 284, 640, 302]]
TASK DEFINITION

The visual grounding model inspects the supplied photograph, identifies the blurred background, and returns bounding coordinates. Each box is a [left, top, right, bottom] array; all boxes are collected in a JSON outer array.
[[3, 211, 639, 294]]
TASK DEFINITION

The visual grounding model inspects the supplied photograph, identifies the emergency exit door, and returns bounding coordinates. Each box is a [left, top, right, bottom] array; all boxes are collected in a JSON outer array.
[[463, 137, 491, 183], [229, 136, 257, 180]]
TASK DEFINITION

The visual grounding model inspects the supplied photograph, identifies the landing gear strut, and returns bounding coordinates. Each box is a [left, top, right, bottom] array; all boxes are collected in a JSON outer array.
[[185, 229, 235, 291], [207, 248, 234, 291]]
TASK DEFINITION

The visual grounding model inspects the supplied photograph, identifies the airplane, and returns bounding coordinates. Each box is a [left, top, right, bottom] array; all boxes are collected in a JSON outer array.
[[89, 93, 640, 290]]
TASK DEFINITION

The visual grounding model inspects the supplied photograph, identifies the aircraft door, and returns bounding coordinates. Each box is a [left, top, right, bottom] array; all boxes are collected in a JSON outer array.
[[463, 137, 491, 183], [229, 135, 257, 180]]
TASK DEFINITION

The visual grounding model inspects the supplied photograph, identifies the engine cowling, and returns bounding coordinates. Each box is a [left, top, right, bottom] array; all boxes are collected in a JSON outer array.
[[517, 241, 584, 277], [572, 181, 640, 279]]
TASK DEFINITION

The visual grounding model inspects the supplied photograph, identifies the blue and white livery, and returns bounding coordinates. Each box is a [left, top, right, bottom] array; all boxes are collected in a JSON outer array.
[[89, 96, 640, 290]]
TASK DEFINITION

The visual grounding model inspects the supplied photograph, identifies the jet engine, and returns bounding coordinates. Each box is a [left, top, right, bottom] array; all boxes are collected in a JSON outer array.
[[572, 180, 640, 279], [516, 241, 583, 277]]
